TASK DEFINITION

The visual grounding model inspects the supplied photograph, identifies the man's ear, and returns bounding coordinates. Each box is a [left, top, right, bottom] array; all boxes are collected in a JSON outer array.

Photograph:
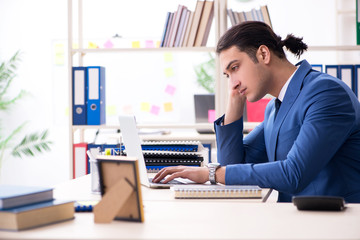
[[257, 45, 270, 64]]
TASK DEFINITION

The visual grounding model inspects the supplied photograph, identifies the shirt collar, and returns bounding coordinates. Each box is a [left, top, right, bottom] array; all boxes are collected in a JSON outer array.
[[277, 67, 298, 102]]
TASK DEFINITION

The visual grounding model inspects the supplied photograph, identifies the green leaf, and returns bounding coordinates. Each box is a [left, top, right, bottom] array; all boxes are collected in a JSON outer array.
[[194, 53, 215, 93], [11, 130, 52, 158]]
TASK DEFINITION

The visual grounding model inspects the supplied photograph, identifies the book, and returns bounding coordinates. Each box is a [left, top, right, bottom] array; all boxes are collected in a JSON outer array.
[[168, 5, 185, 47], [260, 5, 272, 28], [177, 9, 190, 47], [0, 185, 53, 210], [187, 0, 205, 47], [227, 5, 272, 28], [182, 11, 194, 47], [174, 7, 189, 47], [163, 12, 174, 47], [171, 185, 262, 199], [0, 200, 74, 231], [194, 0, 214, 47], [160, 12, 171, 47], [357, 0, 360, 45]]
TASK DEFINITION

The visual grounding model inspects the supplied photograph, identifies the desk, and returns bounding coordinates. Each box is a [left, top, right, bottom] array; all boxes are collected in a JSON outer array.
[[1, 175, 360, 240]]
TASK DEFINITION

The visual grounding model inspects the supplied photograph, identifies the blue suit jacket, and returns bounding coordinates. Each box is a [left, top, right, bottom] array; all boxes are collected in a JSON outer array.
[[214, 60, 360, 203]]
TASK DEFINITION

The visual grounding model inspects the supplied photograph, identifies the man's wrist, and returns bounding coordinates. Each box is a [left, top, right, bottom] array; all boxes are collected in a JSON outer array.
[[207, 163, 221, 184]]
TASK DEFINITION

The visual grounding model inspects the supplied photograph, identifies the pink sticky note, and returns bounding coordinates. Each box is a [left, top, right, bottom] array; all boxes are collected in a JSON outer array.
[[165, 84, 176, 95], [208, 109, 216, 123], [103, 40, 114, 48], [150, 105, 160, 115], [145, 40, 154, 48]]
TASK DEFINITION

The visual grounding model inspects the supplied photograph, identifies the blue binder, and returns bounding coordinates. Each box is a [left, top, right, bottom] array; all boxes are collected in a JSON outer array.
[[87, 66, 106, 125], [325, 65, 339, 78], [354, 65, 360, 98], [311, 64, 323, 72], [72, 67, 87, 125], [339, 65, 355, 94]]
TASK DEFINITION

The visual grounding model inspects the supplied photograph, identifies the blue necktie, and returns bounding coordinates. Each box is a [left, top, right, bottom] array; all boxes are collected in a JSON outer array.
[[274, 98, 281, 120]]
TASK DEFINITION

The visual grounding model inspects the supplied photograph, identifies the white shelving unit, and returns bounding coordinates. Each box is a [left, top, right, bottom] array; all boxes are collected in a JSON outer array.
[[67, 0, 360, 179], [67, 0, 229, 178]]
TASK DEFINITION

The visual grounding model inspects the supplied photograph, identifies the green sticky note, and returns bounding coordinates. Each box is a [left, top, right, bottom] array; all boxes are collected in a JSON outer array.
[[106, 105, 117, 116], [164, 52, 173, 62], [164, 67, 174, 77]]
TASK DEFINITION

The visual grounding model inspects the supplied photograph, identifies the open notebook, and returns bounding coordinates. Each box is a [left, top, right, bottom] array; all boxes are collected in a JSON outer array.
[[171, 185, 262, 199]]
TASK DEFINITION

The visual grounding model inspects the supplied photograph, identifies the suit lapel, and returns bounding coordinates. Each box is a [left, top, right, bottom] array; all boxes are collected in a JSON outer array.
[[268, 60, 312, 162]]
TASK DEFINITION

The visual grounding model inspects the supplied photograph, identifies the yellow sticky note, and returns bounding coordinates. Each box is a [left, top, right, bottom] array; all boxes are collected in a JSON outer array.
[[106, 105, 117, 116], [54, 43, 64, 65], [164, 52, 173, 62], [164, 67, 174, 77], [155, 41, 161, 48], [164, 102, 173, 112], [72, 43, 79, 49], [88, 42, 98, 49], [65, 107, 69, 116], [132, 41, 140, 48], [140, 102, 151, 112]]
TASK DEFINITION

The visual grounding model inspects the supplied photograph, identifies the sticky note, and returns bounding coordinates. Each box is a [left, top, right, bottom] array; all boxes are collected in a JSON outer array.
[[122, 105, 133, 114], [72, 43, 79, 49], [103, 39, 114, 48], [150, 105, 160, 115], [164, 52, 173, 62], [145, 40, 154, 48], [132, 41, 140, 48], [164, 67, 174, 77], [54, 43, 64, 65], [208, 109, 216, 123], [141, 102, 151, 112], [106, 105, 117, 116], [65, 107, 69, 116], [155, 41, 161, 48], [165, 84, 176, 95], [88, 42, 98, 49], [164, 102, 173, 112]]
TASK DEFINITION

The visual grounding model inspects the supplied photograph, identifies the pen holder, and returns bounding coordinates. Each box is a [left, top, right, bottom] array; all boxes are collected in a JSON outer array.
[[90, 159, 101, 193]]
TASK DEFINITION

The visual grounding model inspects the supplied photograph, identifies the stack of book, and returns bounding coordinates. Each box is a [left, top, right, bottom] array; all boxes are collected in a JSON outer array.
[[141, 141, 208, 173], [160, 0, 214, 48], [0, 185, 74, 231], [227, 5, 272, 28], [103, 141, 208, 173]]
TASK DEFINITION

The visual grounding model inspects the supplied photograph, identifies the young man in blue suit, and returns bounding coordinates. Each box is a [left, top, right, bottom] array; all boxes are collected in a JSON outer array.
[[153, 21, 360, 203]]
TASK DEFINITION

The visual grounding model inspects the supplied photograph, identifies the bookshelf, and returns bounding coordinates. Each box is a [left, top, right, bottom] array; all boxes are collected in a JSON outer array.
[[67, 0, 228, 178], [67, 0, 359, 179]]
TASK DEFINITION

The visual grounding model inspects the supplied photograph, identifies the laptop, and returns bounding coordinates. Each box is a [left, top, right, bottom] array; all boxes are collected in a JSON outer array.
[[118, 115, 188, 189], [194, 94, 215, 134]]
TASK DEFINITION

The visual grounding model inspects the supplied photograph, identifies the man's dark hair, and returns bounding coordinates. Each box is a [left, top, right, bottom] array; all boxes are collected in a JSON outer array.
[[216, 21, 308, 62]]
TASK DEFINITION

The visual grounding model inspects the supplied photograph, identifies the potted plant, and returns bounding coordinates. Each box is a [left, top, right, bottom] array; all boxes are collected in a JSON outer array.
[[193, 53, 215, 133], [0, 51, 52, 173]]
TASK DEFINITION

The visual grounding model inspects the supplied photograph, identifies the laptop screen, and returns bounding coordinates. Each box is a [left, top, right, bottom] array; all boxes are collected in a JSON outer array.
[[118, 115, 150, 187]]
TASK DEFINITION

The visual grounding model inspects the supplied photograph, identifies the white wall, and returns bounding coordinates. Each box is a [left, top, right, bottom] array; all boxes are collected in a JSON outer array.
[[0, 0, 356, 186]]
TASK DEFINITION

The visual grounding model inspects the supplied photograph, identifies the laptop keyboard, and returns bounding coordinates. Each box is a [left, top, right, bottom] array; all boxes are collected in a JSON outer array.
[[149, 178, 183, 185]]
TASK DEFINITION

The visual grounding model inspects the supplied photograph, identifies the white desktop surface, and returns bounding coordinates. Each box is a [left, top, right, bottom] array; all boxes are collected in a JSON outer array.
[[1, 175, 360, 240]]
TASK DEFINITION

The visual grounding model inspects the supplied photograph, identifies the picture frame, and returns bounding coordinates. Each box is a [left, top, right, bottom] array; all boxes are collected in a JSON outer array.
[[94, 155, 144, 223]]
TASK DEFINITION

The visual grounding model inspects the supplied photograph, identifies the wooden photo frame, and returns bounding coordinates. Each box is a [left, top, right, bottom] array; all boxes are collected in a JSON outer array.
[[94, 155, 144, 223]]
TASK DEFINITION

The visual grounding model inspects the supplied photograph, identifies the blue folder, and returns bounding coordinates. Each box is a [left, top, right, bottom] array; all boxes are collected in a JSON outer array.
[[72, 67, 87, 125], [87, 66, 106, 125]]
